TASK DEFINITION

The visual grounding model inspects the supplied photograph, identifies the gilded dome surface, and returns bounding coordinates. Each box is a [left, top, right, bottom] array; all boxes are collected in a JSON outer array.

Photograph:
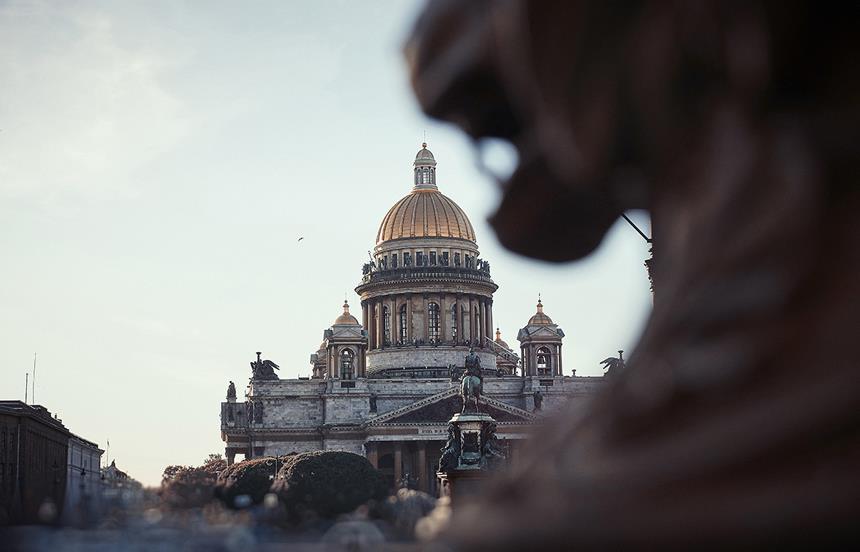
[[334, 300, 360, 325], [376, 189, 476, 244], [375, 144, 476, 245], [494, 328, 511, 349], [527, 299, 554, 326]]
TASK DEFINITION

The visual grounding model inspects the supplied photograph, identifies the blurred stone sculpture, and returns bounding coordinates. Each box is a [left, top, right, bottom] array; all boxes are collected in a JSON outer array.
[[406, 0, 859, 548], [226, 381, 236, 400], [600, 350, 626, 377], [532, 389, 542, 412]]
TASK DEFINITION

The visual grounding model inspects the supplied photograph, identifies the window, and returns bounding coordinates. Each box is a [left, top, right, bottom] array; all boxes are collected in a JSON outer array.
[[430, 251, 437, 266], [383, 306, 391, 345], [451, 303, 458, 340], [442, 251, 449, 266], [404, 252, 412, 266], [340, 349, 355, 379], [428, 302, 440, 342], [399, 304, 408, 343], [537, 347, 552, 375], [454, 252, 461, 267], [416, 251, 424, 266], [391, 253, 398, 268]]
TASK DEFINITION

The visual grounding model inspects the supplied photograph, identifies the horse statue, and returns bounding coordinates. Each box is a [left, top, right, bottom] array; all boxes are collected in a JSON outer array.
[[460, 348, 482, 413], [250, 351, 280, 380]]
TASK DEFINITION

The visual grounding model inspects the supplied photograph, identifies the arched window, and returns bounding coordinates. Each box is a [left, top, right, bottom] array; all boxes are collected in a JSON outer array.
[[399, 304, 408, 343], [340, 349, 355, 379], [428, 302, 440, 342], [451, 303, 458, 341], [382, 306, 391, 346], [536, 346, 552, 375]]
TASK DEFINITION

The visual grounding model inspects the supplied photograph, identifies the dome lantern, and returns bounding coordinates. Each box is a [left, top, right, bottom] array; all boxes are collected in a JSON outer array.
[[413, 142, 437, 189]]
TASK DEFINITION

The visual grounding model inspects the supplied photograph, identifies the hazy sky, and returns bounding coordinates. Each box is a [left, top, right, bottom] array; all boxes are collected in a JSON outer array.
[[0, 0, 652, 486]]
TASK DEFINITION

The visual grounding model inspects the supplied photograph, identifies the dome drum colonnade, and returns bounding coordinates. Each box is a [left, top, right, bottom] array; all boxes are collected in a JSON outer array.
[[355, 144, 499, 376]]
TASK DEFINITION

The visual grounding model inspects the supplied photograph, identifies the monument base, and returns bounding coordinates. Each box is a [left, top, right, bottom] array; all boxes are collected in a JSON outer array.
[[436, 410, 506, 504], [437, 467, 491, 502]]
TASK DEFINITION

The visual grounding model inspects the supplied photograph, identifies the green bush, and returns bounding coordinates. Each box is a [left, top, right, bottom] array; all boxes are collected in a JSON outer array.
[[271, 451, 388, 521], [215, 456, 283, 509], [160, 454, 227, 509]]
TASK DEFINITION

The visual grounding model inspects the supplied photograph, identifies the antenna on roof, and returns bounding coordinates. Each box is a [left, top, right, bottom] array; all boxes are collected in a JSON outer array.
[[32, 353, 36, 405]]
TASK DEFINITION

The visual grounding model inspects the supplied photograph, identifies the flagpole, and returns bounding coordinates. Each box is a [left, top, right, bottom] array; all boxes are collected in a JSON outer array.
[[32, 353, 36, 405]]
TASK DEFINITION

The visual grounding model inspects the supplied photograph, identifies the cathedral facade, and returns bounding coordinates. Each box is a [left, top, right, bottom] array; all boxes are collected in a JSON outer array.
[[220, 145, 604, 495]]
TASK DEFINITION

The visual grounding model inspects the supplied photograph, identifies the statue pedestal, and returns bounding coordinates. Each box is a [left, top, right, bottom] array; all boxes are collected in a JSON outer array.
[[436, 412, 505, 503]]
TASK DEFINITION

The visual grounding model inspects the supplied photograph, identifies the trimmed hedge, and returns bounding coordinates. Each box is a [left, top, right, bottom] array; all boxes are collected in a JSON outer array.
[[271, 451, 388, 520], [215, 456, 283, 509]]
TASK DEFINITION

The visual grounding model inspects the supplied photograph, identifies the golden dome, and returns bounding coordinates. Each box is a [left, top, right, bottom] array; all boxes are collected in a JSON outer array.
[[376, 190, 476, 244], [494, 328, 511, 350], [334, 300, 360, 325], [528, 299, 554, 326], [376, 144, 477, 245]]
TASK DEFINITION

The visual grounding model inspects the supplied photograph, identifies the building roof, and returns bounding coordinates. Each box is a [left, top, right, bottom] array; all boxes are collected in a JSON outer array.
[[494, 328, 511, 350], [0, 401, 71, 435], [527, 299, 554, 326], [333, 300, 360, 325], [414, 142, 437, 166], [375, 145, 476, 244]]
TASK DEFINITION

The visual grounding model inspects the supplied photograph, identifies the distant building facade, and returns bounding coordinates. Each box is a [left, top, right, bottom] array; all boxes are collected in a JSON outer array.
[[220, 145, 604, 495], [0, 401, 71, 524], [63, 435, 103, 525]]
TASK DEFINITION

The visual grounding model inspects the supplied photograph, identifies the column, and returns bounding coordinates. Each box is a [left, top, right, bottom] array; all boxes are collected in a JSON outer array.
[[422, 294, 429, 342], [467, 296, 474, 343], [332, 345, 339, 378], [458, 296, 464, 345], [226, 450, 235, 466], [368, 301, 376, 350], [366, 442, 379, 469], [521, 346, 528, 376], [482, 299, 489, 343], [362, 302, 369, 334], [557, 344, 563, 376], [394, 443, 403, 486], [417, 442, 427, 492], [375, 300, 384, 349], [390, 297, 397, 346], [440, 294, 449, 343], [406, 295, 413, 342], [487, 299, 494, 344]]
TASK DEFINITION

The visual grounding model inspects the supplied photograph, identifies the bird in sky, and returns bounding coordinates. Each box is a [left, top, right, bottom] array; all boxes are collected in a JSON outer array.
[[297, 237, 304, 242]]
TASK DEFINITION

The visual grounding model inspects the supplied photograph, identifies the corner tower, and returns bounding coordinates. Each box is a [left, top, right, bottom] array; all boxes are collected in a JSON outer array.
[[517, 298, 565, 377], [355, 144, 498, 377]]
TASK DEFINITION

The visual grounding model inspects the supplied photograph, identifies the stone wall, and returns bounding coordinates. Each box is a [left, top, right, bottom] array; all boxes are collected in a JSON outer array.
[[367, 347, 496, 371]]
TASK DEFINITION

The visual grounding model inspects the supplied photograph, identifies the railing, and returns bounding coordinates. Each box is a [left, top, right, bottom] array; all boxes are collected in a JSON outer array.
[[484, 336, 519, 362], [357, 265, 495, 286]]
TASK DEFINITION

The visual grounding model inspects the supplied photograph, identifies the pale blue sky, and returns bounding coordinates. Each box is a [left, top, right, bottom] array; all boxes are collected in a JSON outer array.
[[0, 1, 652, 486]]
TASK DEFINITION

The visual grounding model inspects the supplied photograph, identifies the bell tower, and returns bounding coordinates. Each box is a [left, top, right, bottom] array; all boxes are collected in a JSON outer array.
[[517, 298, 565, 377]]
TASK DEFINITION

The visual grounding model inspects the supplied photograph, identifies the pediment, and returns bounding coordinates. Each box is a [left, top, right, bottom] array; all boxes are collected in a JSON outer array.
[[520, 325, 562, 339], [367, 386, 535, 426]]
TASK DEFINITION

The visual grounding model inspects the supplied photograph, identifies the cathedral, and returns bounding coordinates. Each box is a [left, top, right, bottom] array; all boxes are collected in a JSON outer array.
[[220, 144, 604, 495]]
